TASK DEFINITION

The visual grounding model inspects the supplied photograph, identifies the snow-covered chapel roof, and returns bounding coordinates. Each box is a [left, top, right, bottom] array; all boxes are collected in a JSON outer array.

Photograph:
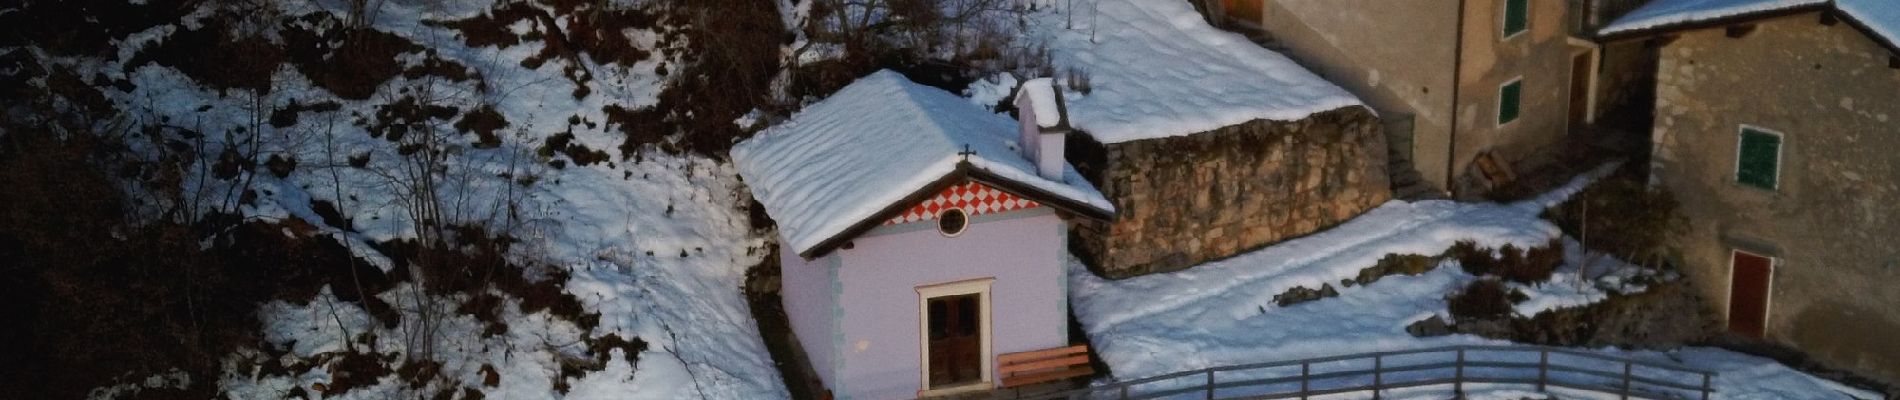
[[732, 70, 1113, 258], [1599, 0, 1900, 56], [1035, 0, 1365, 144]]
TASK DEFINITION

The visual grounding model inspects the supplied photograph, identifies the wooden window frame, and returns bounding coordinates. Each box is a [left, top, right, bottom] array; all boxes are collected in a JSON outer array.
[[1501, 0, 1530, 40], [1497, 77, 1524, 127], [1735, 125, 1785, 191], [1724, 249, 1776, 337], [916, 278, 995, 396]]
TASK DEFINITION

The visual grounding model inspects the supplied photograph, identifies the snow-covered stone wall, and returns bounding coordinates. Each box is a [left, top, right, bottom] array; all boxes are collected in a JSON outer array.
[[1069, 106, 1391, 278]]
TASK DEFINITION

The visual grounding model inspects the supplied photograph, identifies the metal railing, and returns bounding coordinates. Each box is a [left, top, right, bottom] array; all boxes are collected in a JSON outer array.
[[1017, 345, 1716, 400]]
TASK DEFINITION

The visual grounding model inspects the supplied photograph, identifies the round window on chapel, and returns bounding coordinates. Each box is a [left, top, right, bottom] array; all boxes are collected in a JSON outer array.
[[938, 208, 969, 237]]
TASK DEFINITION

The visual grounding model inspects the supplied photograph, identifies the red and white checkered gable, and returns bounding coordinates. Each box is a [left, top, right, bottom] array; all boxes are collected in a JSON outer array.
[[885, 181, 1041, 225]]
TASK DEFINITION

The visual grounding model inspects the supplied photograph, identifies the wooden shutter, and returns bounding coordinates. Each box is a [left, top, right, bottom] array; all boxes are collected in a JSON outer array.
[[1504, 0, 1528, 36], [1498, 80, 1522, 125], [1737, 128, 1781, 190]]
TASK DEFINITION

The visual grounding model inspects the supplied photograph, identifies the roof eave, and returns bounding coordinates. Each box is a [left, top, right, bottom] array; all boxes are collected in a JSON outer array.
[[794, 161, 1115, 260], [1830, 6, 1900, 61]]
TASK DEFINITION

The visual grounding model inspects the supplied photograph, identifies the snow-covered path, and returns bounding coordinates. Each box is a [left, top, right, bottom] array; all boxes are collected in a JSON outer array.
[[1068, 166, 1879, 399]]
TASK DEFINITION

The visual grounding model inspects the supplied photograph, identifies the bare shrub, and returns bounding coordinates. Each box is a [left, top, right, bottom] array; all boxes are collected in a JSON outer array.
[[1447, 279, 1526, 320], [1451, 239, 1564, 284], [1450, 240, 1495, 276], [1544, 174, 1685, 272]]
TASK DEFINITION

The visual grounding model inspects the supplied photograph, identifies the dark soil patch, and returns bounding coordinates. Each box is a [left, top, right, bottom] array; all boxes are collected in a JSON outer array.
[[537, 132, 610, 167], [0, 131, 392, 398], [328, 351, 398, 394], [585, 334, 648, 367], [371, 226, 597, 333], [610, 0, 782, 156], [402, 52, 479, 84], [0, 0, 190, 57], [265, 154, 298, 178], [550, 333, 646, 396], [125, 17, 287, 94], [281, 13, 422, 100], [395, 359, 444, 389], [46, 68, 114, 116], [455, 106, 510, 149], [270, 100, 343, 129], [429, 1, 662, 100], [364, 95, 461, 143]]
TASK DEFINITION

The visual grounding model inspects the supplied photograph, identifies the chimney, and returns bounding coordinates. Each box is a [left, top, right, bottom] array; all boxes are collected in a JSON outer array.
[[1014, 77, 1071, 181]]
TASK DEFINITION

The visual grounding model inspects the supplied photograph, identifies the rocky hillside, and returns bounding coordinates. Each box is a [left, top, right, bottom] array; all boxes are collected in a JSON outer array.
[[1, 0, 796, 398], [0, 0, 1068, 397]]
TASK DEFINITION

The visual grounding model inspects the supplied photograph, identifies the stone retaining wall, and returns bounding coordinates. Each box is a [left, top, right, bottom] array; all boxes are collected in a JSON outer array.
[[1068, 106, 1391, 278]]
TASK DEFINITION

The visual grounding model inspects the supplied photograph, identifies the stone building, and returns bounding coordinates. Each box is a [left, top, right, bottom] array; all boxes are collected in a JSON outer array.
[[1598, 0, 1900, 386], [1199, 0, 1649, 197], [1043, 0, 1390, 279]]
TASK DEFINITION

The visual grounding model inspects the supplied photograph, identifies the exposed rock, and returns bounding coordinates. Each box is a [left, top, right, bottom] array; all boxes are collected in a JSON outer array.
[[1406, 316, 1453, 337], [1344, 253, 1438, 287], [1273, 284, 1339, 307], [1273, 253, 1445, 308]]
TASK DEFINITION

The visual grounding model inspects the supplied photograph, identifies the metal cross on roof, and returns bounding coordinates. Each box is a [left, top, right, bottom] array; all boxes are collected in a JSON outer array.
[[958, 144, 976, 162]]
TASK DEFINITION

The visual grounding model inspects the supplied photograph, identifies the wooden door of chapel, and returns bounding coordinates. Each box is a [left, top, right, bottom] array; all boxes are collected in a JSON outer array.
[[927, 293, 982, 388]]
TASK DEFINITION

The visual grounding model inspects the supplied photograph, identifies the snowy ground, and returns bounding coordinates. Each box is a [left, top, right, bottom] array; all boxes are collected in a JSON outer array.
[[1022, 0, 1362, 144], [1069, 167, 1880, 400], [211, 152, 787, 399]]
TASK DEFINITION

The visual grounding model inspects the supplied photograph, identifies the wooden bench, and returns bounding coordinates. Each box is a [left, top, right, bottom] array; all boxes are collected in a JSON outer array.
[[996, 345, 1094, 389]]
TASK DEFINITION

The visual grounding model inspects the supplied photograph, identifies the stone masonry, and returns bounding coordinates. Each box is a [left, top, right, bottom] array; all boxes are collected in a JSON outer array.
[[1069, 106, 1391, 278], [1648, 11, 1900, 385]]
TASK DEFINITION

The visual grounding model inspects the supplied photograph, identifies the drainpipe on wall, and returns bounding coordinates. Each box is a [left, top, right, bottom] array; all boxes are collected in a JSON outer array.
[[1447, 0, 1469, 195]]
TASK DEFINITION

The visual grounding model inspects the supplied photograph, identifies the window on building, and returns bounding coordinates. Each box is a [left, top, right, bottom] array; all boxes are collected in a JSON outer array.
[[1736, 126, 1783, 190], [1503, 0, 1529, 38], [1498, 78, 1523, 125], [938, 208, 969, 236]]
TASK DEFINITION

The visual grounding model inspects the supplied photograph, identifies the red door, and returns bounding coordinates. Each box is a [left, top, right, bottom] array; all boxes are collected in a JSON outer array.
[[1223, 0, 1263, 24], [1727, 251, 1774, 337], [927, 294, 982, 388]]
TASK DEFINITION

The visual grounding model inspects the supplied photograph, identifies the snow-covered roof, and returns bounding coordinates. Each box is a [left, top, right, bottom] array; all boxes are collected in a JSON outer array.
[[1034, 0, 1364, 144], [1600, 0, 1900, 54], [1598, 0, 1826, 36], [732, 70, 1113, 257]]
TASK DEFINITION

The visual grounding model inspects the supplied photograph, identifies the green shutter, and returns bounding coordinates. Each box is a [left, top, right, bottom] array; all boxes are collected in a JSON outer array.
[[1737, 128, 1781, 190], [1504, 0, 1529, 36], [1498, 80, 1522, 125]]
